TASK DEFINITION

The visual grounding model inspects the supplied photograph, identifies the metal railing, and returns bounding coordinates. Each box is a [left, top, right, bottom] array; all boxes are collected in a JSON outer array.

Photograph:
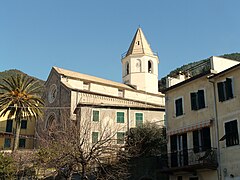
[[162, 147, 218, 171]]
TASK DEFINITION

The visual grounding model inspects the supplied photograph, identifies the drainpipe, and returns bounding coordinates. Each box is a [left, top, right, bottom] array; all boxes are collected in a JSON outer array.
[[209, 79, 222, 180]]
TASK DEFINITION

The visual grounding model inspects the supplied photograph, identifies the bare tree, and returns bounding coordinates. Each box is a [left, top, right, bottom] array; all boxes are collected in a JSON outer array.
[[35, 108, 130, 180]]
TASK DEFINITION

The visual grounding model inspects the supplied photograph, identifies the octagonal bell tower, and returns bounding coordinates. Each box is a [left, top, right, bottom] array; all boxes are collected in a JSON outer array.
[[121, 28, 159, 94]]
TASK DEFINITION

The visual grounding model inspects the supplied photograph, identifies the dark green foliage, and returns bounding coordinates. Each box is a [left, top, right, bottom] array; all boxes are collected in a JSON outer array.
[[0, 69, 44, 91], [0, 152, 16, 179], [126, 123, 167, 157]]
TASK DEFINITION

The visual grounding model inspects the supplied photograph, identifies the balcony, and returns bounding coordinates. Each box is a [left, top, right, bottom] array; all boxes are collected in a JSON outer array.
[[160, 148, 218, 173]]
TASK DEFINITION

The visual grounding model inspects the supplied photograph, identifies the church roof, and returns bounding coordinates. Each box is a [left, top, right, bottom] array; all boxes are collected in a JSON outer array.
[[126, 28, 154, 56], [53, 66, 134, 90]]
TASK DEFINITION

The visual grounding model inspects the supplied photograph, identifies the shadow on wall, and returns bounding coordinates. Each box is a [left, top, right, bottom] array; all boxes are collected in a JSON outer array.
[[130, 156, 168, 180]]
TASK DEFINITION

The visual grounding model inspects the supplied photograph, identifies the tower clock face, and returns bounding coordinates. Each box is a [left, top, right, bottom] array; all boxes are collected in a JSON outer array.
[[48, 84, 57, 103]]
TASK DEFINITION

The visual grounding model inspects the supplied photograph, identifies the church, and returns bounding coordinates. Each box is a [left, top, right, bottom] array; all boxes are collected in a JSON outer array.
[[43, 28, 165, 144]]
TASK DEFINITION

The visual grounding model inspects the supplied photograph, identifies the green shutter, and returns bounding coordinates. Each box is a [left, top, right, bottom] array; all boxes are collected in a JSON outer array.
[[136, 113, 143, 127], [193, 130, 199, 153], [198, 90, 205, 109], [19, 139, 26, 148], [92, 132, 99, 143], [190, 92, 197, 110], [117, 132, 125, 144], [175, 98, 183, 116], [4, 138, 11, 148], [117, 112, 124, 123], [217, 82, 225, 102], [225, 78, 233, 100], [93, 110, 99, 122], [6, 120, 13, 132], [202, 127, 211, 151]]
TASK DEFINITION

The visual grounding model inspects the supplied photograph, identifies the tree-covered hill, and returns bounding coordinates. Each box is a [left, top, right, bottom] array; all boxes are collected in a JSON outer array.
[[159, 52, 240, 91], [0, 69, 44, 85]]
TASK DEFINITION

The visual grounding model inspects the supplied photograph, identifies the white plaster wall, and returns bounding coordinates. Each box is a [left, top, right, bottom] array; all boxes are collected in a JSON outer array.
[[211, 56, 239, 73], [124, 90, 165, 106], [90, 83, 118, 96]]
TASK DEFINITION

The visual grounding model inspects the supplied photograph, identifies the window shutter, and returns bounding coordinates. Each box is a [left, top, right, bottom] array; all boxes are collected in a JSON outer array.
[[170, 135, 177, 152], [202, 127, 211, 151], [193, 130, 199, 153], [198, 90, 205, 109], [217, 82, 225, 102], [175, 98, 183, 116], [226, 78, 233, 99], [190, 93, 197, 110]]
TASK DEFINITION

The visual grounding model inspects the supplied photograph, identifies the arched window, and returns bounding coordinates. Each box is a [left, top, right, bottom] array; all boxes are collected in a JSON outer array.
[[148, 61, 153, 73], [126, 62, 129, 75], [46, 113, 56, 130], [136, 59, 141, 72]]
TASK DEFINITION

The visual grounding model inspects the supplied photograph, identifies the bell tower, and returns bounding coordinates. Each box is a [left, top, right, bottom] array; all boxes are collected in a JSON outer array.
[[121, 28, 159, 94]]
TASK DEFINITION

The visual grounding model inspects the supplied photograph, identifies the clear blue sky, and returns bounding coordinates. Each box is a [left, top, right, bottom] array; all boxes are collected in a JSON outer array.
[[1, 0, 240, 82]]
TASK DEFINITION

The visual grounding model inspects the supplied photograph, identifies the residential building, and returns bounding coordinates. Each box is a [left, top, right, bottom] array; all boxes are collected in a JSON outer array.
[[0, 115, 36, 150], [161, 56, 240, 180], [43, 28, 165, 145]]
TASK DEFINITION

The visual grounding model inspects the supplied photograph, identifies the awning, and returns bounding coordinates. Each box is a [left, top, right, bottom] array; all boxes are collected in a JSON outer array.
[[167, 119, 213, 135]]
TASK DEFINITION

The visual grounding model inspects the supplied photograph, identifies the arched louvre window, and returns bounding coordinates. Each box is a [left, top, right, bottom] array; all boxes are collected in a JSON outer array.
[[148, 61, 152, 73]]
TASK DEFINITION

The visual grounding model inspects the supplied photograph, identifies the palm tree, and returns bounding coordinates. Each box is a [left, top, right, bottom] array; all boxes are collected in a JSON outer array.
[[0, 74, 44, 152]]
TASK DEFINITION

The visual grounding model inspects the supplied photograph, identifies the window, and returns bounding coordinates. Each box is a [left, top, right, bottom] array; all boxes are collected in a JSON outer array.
[[193, 127, 211, 153], [190, 90, 205, 110], [117, 132, 125, 144], [92, 132, 99, 144], [92, 110, 99, 122], [135, 113, 143, 127], [4, 138, 11, 148], [217, 78, 233, 102], [148, 61, 152, 73], [175, 98, 183, 117], [225, 120, 239, 147], [170, 133, 188, 167], [126, 62, 129, 75], [21, 120, 27, 129], [118, 89, 123, 97], [6, 120, 13, 133], [117, 112, 124, 123], [83, 82, 90, 90], [19, 138, 26, 148]]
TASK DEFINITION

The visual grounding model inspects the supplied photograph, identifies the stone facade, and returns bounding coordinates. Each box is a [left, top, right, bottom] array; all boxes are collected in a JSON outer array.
[[44, 28, 165, 146]]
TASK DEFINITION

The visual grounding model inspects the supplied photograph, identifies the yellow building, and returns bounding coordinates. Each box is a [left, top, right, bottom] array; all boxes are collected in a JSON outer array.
[[0, 115, 36, 150], [162, 56, 240, 180]]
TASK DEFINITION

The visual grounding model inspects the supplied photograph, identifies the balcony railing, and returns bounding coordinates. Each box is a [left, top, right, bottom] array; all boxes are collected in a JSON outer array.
[[160, 148, 218, 173]]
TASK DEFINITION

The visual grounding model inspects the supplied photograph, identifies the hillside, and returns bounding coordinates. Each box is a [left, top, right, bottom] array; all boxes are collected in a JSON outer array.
[[159, 52, 240, 91], [0, 69, 44, 86]]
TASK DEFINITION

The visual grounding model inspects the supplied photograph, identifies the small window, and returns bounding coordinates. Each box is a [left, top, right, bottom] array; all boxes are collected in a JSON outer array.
[[193, 127, 211, 153], [21, 120, 27, 129], [190, 90, 205, 110], [117, 132, 125, 144], [4, 138, 11, 148], [92, 132, 99, 144], [148, 61, 152, 73], [135, 113, 143, 127], [126, 62, 129, 75], [175, 98, 183, 117], [83, 82, 90, 90], [117, 112, 124, 123], [92, 110, 99, 122], [6, 120, 13, 133], [118, 89, 123, 97], [19, 138, 26, 148], [217, 78, 234, 102], [225, 120, 239, 147]]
